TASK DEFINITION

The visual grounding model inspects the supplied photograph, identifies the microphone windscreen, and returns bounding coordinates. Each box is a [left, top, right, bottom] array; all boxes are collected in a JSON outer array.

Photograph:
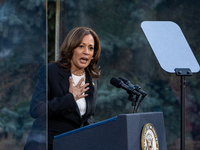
[[110, 77, 121, 88]]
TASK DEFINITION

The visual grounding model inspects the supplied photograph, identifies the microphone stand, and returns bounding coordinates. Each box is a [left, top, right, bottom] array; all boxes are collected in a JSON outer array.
[[135, 95, 146, 113], [127, 93, 140, 113], [127, 87, 147, 113]]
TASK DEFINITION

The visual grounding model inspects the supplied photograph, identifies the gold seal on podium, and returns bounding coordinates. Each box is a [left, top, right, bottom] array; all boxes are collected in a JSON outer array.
[[141, 123, 159, 150]]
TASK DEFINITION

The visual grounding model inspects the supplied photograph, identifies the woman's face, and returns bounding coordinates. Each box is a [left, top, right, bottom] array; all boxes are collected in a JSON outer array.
[[71, 34, 94, 71]]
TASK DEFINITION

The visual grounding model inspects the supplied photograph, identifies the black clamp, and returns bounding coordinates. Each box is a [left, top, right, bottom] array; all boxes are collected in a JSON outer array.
[[174, 68, 192, 76]]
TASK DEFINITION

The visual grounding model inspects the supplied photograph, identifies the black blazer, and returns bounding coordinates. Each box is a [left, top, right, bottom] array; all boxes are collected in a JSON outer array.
[[25, 63, 98, 148], [47, 63, 98, 145]]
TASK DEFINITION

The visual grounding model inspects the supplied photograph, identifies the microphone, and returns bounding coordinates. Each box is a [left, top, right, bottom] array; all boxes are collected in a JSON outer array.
[[118, 76, 147, 113], [110, 77, 140, 96], [118, 76, 147, 97]]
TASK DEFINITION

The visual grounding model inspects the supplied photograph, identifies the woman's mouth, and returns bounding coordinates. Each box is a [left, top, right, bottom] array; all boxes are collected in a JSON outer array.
[[80, 58, 88, 64]]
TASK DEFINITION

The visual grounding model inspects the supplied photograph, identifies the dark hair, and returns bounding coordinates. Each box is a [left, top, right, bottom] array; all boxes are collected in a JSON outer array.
[[55, 27, 101, 79]]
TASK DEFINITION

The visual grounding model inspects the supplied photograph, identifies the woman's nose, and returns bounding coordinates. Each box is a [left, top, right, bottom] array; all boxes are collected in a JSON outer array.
[[83, 47, 89, 54]]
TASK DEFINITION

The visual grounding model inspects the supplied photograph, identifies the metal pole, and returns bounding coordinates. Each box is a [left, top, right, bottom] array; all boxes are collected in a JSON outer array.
[[175, 68, 192, 150], [55, 0, 60, 61], [181, 76, 186, 150]]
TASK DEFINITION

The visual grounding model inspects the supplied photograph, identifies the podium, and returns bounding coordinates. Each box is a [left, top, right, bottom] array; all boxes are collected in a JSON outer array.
[[53, 112, 167, 150]]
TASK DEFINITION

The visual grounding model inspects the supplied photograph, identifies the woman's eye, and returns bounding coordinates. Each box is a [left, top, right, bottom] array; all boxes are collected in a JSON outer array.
[[89, 47, 94, 50], [79, 45, 84, 48]]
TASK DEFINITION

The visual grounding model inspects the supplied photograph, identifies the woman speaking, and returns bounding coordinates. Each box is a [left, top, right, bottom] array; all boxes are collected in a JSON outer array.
[[24, 27, 101, 150]]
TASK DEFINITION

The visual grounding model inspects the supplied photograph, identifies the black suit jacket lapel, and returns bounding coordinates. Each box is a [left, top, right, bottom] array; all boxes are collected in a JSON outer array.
[[83, 71, 95, 119], [57, 68, 95, 119], [58, 68, 71, 95], [57, 68, 82, 116]]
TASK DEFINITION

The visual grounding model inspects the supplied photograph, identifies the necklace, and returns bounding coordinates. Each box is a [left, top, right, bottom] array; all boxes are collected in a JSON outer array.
[[71, 70, 85, 76], [71, 71, 85, 87]]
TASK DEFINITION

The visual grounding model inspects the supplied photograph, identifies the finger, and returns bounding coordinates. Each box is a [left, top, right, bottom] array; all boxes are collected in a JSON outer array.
[[76, 78, 84, 87], [79, 93, 88, 99], [82, 83, 90, 89], [82, 87, 89, 93], [69, 76, 73, 86]]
